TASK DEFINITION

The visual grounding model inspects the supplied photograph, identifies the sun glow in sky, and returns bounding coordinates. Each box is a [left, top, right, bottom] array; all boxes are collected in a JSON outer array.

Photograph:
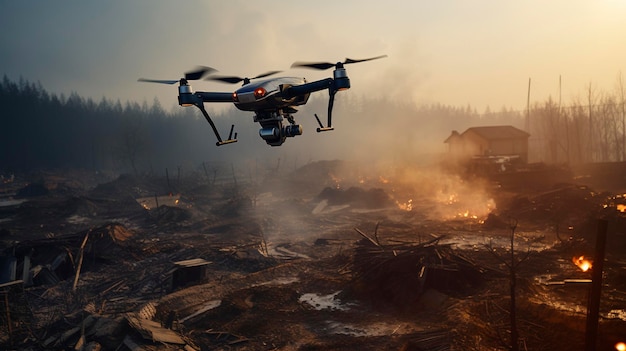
[[1, 0, 625, 113]]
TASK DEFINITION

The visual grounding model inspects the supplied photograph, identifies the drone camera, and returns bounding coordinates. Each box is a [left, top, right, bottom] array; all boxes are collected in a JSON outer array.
[[284, 124, 303, 137], [259, 124, 302, 145], [259, 127, 279, 141]]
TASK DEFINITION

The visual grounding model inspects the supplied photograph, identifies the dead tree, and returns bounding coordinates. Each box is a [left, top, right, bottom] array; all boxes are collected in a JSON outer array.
[[486, 218, 532, 351]]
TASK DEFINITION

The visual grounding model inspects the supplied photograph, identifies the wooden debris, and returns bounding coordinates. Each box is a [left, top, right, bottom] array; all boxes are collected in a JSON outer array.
[[178, 300, 222, 324], [125, 312, 186, 345], [353, 227, 383, 248], [73, 231, 90, 291], [347, 229, 485, 310], [122, 335, 145, 351]]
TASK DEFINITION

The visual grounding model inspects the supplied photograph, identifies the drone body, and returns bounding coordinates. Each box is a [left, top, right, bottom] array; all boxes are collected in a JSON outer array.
[[230, 77, 310, 146], [138, 56, 386, 146], [232, 77, 310, 111]]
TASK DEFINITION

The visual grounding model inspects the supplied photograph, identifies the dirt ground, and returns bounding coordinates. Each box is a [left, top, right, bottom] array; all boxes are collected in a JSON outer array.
[[1, 161, 625, 350]]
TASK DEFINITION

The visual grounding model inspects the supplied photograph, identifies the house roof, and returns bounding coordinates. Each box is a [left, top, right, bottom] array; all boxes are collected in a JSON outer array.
[[443, 130, 461, 143], [462, 125, 530, 140]]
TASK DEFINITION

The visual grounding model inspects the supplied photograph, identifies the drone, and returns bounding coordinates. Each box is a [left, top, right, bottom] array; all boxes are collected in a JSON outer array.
[[138, 55, 386, 146]]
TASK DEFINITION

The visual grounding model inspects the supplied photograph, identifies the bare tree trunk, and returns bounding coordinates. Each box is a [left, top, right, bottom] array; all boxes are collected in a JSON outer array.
[[618, 73, 626, 162], [525, 78, 531, 133], [509, 221, 519, 351], [488, 219, 526, 351], [559, 76, 571, 164], [587, 83, 594, 162]]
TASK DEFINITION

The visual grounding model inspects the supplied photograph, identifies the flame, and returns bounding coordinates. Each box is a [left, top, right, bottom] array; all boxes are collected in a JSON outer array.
[[457, 210, 478, 219], [329, 173, 342, 189], [396, 199, 413, 211], [617, 204, 626, 213], [446, 193, 459, 204], [615, 342, 626, 351], [573, 255, 592, 272]]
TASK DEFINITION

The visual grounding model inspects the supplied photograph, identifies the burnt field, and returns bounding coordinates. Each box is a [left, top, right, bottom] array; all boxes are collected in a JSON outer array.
[[1, 161, 626, 350]]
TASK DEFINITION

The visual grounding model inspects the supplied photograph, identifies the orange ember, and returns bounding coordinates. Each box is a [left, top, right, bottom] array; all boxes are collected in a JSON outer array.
[[616, 342, 626, 351], [396, 199, 413, 211], [572, 255, 592, 272]]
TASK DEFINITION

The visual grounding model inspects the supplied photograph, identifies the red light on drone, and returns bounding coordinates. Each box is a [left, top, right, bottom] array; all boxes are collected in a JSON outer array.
[[232, 92, 238, 102], [254, 87, 267, 99]]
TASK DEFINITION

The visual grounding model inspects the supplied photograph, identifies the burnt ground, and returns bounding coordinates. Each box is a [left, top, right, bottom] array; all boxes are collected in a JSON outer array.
[[1, 161, 626, 350]]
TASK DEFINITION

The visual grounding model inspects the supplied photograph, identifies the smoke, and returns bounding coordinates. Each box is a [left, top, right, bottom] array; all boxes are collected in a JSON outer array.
[[250, 150, 496, 246], [325, 158, 496, 221]]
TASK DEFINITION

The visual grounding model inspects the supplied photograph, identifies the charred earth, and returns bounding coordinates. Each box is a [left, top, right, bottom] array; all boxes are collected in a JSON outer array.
[[1, 162, 625, 350]]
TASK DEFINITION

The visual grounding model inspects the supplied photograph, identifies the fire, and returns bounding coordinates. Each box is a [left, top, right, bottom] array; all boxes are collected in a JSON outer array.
[[457, 210, 478, 219], [329, 173, 342, 189], [396, 199, 413, 211], [446, 193, 459, 204], [615, 342, 626, 351], [572, 255, 592, 272]]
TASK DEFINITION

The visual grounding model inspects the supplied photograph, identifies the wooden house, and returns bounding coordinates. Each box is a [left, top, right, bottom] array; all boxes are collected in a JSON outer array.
[[444, 125, 530, 164]]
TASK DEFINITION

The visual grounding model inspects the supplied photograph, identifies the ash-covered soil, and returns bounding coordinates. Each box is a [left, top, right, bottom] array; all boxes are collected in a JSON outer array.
[[1, 161, 625, 350]]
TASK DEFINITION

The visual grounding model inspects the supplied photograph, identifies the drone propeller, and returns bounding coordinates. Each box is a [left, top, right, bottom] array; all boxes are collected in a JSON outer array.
[[206, 70, 282, 84], [291, 55, 387, 70], [138, 66, 218, 85]]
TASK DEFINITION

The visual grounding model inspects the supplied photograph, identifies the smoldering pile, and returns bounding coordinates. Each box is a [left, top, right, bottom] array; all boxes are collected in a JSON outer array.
[[342, 227, 486, 312]]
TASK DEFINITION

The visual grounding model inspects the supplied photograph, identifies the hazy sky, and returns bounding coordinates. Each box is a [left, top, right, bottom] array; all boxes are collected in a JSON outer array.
[[1, 1, 625, 113]]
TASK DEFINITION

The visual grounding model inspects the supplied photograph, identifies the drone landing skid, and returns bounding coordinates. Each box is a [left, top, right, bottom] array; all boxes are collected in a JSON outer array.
[[314, 114, 334, 132], [312, 84, 339, 132], [196, 104, 238, 146]]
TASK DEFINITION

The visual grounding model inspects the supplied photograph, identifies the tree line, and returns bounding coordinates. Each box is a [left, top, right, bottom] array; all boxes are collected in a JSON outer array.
[[1, 74, 624, 174], [529, 76, 626, 164], [0, 75, 238, 174]]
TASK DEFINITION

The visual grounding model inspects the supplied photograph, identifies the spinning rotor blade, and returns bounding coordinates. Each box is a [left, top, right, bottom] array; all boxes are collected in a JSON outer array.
[[291, 55, 387, 70], [344, 55, 388, 65], [207, 76, 245, 84], [137, 78, 179, 85], [138, 66, 218, 85], [206, 70, 282, 84], [290, 62, 335, 70], [184, 66, 217, 80], [253, 70, 282, 79]]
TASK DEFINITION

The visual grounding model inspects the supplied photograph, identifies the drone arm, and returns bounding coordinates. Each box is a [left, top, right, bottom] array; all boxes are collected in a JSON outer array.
[[282, 78, 333, 98], [179, 91, 233, 105], [283, 73, 349, 132], [194, 92, 233, 103], [176, 88, 237, 146]]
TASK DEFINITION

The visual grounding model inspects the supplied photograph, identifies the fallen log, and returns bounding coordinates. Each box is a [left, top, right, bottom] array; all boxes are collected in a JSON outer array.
[[73, 231, 90, 292], [353, 227, 382, 248]]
